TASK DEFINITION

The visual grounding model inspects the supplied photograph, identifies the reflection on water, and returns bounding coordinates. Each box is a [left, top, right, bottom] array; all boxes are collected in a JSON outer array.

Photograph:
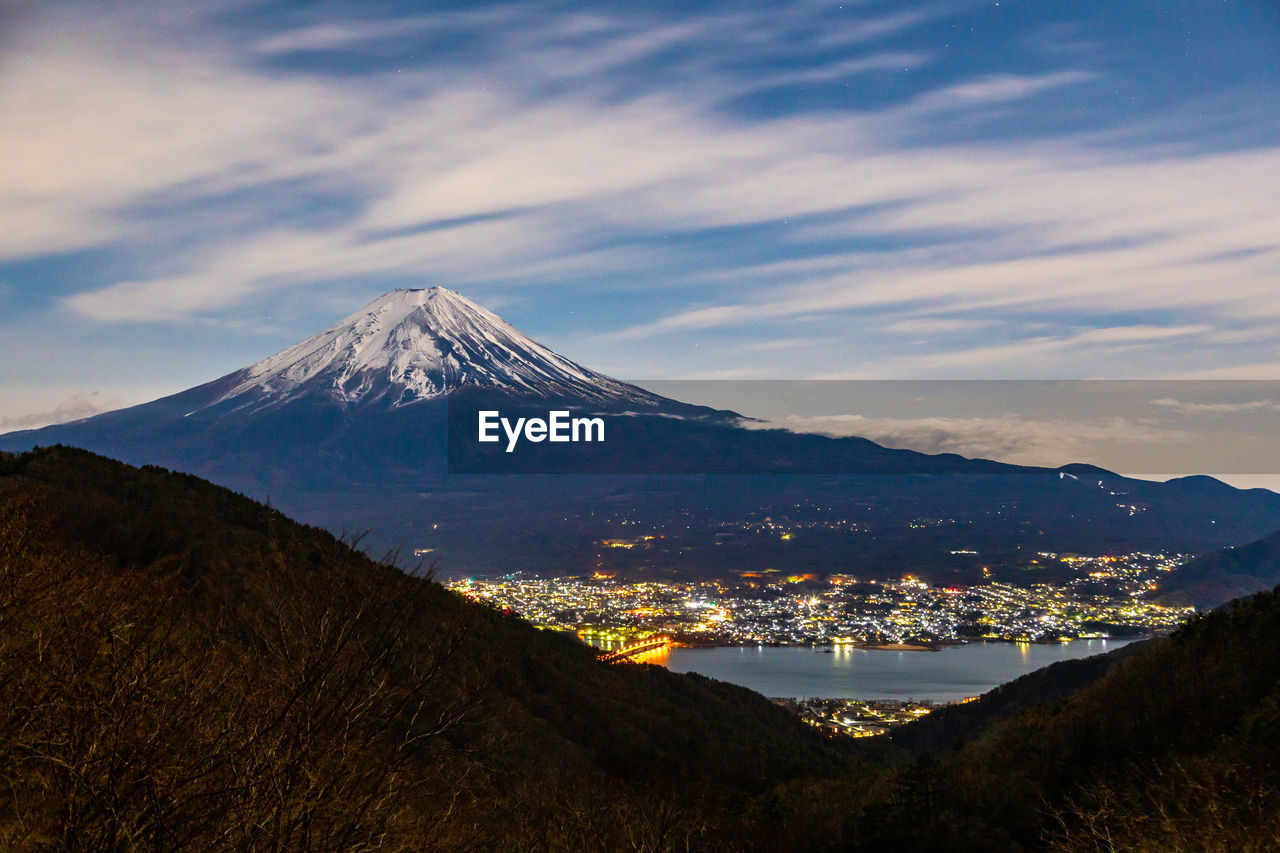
[[624, 646, 670, 666], [660, 640, 1129, 701]]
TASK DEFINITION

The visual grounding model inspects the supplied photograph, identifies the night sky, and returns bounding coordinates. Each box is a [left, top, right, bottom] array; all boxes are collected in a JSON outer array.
[[2, 0, 1278, 430]]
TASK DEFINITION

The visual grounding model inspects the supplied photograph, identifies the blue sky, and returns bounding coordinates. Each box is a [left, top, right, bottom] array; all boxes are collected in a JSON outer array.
[[2, 0, 1279, 429]]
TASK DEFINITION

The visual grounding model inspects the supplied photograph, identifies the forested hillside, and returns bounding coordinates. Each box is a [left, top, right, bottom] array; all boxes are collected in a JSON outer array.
[[0, 447, 851, 851], [4, 446, 1279, 851], [845, 589, 1280, 851]]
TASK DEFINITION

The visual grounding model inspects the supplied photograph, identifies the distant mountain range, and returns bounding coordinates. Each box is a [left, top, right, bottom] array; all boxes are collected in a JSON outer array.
[[4, 287, 1280, 586]]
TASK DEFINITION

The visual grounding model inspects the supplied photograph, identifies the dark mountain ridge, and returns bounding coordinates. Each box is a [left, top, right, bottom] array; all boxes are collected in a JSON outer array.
[[1159, 525, 1280, 609]]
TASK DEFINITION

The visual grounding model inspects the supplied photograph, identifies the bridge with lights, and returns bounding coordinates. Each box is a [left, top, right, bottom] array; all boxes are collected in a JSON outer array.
[[597, 634, 672, 664]]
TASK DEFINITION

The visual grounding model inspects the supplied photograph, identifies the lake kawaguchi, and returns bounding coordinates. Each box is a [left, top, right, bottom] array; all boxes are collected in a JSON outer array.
[[644, 639, 1132, 701]]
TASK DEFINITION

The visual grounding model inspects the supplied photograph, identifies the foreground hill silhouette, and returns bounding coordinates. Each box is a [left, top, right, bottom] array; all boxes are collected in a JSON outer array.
[[4, 447, 1280, 851], [0, 447, 852, 850]]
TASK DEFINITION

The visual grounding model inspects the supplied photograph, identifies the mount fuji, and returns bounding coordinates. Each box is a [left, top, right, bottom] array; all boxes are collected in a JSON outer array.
[[0, 287, 1005, 483], [201, 287, 666, 412], [0, 288, 730, 488], [4, 288, 1280, 583]]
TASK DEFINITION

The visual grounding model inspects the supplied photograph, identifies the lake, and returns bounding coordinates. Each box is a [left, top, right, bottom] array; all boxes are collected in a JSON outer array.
[[648, 640, 1131, 701]]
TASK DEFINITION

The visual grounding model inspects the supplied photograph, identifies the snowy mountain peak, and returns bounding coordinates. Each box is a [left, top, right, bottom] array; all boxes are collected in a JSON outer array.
[[217, 287, 652, 408]]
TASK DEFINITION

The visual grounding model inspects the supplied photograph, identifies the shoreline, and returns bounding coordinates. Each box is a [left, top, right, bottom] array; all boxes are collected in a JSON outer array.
[[670, 636, 1141, 652]]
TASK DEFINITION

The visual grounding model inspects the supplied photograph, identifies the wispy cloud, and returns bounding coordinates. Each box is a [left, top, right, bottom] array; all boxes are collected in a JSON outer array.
[[745, 411, 1196, 469], [2, 0, 1279, 383], [882, 317, 991, 336], [749, 51, 932, 90], [845, 326, 1218, 376], [815, 7, 947, 48], [741, 336, 825, 352], [903, 70, 1099, 111], [1150, 398, 1280, 415], [0, 390, 126, 431], [253, 14, 461, 55]]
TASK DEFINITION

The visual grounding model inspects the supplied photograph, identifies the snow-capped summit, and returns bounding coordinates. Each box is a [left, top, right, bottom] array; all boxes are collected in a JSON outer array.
[[218, 287, 652, 409]]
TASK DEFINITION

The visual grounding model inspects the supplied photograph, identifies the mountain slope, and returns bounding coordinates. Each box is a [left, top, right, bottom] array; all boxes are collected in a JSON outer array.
[[886, 638, 1145, 756], [0, 446, 852, 851], [1159, 526, 1280, 609]]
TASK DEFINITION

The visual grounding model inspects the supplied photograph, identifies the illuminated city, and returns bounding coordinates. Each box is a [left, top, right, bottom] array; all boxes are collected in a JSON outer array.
[[783, 697, 970, 738], [449, 551, 1193, 649]]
